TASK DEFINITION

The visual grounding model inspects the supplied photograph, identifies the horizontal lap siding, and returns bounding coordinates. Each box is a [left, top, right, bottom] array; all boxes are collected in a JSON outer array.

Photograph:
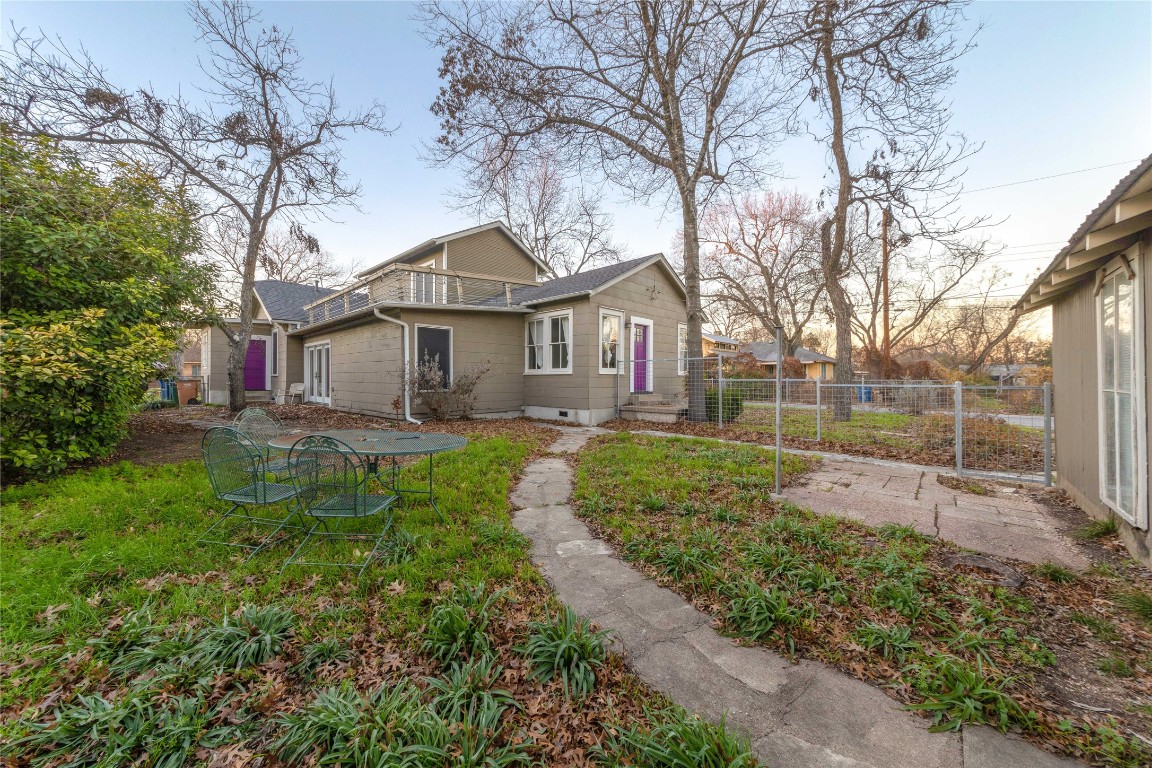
[[305, 321, 402, 417], [522, 299, 592, 411], [590, 265, 688, 411], [207, 323, 274, 399], [400, 309, 526, 414], [445, 229, 538, 281]]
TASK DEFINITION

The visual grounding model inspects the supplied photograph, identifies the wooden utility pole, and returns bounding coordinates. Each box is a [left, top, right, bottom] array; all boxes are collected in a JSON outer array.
[[881, 206, 891, 378]]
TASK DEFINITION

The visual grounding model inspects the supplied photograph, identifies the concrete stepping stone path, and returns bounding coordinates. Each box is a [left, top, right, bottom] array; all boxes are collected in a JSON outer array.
[[511, 426, 1080, 768]]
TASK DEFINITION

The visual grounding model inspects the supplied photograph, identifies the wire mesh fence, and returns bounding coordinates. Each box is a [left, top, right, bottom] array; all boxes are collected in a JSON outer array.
[[615, 357, 1053, 484]]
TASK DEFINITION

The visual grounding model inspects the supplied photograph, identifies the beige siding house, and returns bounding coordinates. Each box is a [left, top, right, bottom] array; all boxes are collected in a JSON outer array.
[[204, 221, 688, 425], [1016, 156, 1152, 566]]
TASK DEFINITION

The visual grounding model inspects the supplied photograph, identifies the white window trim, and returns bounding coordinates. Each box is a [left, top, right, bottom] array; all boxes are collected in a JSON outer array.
[[630, 316, 654, 393], [1095, 248, 1148, 529], [414, 323, 454, 387], [677, 322, 688, 376], [598, 308, 625, 375], [525, 308, 574, 375], [304, 340, 332, 405], [271, 327, 280, 376]]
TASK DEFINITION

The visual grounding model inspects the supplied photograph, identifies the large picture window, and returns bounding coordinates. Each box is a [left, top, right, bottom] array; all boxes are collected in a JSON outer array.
[[415, 325, 452, 386], [525, 309, 572, 374], [599, 309, 623, 373], [1098, 259, 1146, 528]]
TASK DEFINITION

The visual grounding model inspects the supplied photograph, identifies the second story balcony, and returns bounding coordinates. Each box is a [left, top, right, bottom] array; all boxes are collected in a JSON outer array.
[[301, 263, 540, 327]]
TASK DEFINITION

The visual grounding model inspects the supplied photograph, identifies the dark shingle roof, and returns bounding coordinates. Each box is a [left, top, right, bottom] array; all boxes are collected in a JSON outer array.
[[255, 280, 340, 322], [743, 342, 835, 365], [507, 254, 665, 305]]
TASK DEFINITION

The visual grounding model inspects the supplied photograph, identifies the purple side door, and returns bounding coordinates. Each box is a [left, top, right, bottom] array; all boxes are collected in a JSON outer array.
[[633, 326, 648, 392], [244, 339, 266, 390]]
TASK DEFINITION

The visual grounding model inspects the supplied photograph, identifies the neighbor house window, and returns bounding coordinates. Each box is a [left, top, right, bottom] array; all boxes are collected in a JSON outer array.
[[599, 309, 623, 373], [525, 309, 572, 374], [1098, 259, 1145, 527], [677, 323, 689, 375], [190, 364, 201, 378]]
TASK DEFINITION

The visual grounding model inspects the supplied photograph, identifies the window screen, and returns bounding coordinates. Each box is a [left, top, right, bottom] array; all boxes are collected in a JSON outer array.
[[416, 326, 452, 384]]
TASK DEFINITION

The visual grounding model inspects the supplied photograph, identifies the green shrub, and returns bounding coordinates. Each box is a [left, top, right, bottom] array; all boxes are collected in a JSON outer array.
[[705, 387, 744, 423], [1, 136, 214, 476]]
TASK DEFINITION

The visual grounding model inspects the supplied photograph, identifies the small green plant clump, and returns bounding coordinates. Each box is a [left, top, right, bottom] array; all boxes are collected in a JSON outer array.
[[595, 708, 757, 768], [520, 607, 608, 699], [421, 582, 506, 664]]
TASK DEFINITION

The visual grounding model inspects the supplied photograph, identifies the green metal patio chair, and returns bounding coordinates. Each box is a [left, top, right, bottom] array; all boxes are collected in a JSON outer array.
[[199, 426, 301, 557], [233, 407, 293, 477], [283, 434, 399, 576]]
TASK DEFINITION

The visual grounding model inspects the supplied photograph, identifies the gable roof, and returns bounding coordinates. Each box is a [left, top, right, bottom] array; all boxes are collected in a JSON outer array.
[[356, 221, 550, 278], [703, 332, 741, 346], [508, 253, 686, 306], [254, 280, 340, 323], [1017, 154, 1152, 312], [742, 342, 836, 365]]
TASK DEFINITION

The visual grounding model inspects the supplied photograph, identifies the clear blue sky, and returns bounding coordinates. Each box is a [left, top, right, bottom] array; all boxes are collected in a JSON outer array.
[[4, 1, 1150, 304]]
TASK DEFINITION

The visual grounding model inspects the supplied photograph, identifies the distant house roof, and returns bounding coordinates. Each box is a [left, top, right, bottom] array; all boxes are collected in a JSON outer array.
[[1017, 154, 1152, 312], [703, 332, 741, 346], [254, 280, 340, 323], [356, 221, 550, 278], [986, 364, 1027, 379], [505, 253, 685, 306], [742, 342, 836, 365]]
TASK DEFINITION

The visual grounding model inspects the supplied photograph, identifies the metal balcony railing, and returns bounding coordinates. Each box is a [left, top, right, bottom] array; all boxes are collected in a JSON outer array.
[[301, 264, 539, 326]]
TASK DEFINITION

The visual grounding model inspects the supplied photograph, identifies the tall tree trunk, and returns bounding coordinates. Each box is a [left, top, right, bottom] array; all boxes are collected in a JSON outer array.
[[227, 226, 262, 412], [821, 2, 854, 421], [681, 186, 707, 422]]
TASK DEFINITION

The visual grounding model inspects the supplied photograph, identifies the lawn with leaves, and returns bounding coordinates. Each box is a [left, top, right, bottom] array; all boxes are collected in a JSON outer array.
[[2, 420, 758, 767], [603, 405, 1046, 474], [574, 433, 1152, 767]]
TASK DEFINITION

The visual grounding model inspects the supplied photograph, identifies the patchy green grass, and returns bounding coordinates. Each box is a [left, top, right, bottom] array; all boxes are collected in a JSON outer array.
[[1075, 517, 1120, 541], [739, 405, 913, 447], [2, 427, 754, 766], [574, 433, 1152, 767]]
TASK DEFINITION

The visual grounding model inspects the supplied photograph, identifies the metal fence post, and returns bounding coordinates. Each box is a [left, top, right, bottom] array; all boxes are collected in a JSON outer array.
[[815, 378, 822, 442], [1043, 380, 1053, 487], [953, 381, 963, 476], [717, 352, 724, 428], [774, 326, 784, 496]]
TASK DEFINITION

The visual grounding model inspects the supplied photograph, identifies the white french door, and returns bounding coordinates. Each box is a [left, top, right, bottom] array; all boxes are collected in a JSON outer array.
[[305, 343, 331, 405], [1098, 260, 1147, 528]]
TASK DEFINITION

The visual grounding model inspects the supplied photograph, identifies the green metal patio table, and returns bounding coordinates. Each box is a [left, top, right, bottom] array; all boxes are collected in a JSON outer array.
[[269, 429, 467, 521]]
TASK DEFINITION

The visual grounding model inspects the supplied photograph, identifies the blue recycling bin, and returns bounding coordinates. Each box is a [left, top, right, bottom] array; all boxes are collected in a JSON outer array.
[[857, 385, 873, 403], [159, 379, 178, 404]]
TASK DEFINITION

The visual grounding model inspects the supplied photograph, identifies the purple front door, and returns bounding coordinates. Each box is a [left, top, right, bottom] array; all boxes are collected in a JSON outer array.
[[244, 339, 266, 390], [633, 325, 648, 392]]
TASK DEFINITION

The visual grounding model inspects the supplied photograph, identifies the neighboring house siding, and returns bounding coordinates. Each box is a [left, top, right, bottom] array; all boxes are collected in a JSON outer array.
[[399, 308, 526, 415], [1051, 235, 1152, 563], [444, 229, 538, 281]]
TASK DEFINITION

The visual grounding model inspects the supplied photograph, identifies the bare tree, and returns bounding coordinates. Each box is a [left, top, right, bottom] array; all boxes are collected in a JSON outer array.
[[454, 144, 624, 276], [422, 0, 801, 420], [701, 190, 825, 353], [202, 215, 362, 306], [848, 227, 995, 375], [1, 0, 390, 410], [798, 0, 984, 417]]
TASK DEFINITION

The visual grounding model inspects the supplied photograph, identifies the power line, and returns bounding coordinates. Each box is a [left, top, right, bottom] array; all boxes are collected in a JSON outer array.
[[955, 159, 1142, 196]]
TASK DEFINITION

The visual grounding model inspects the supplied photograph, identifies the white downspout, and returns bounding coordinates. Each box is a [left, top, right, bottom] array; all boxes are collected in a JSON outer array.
[[373, 308, 421, 424]]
